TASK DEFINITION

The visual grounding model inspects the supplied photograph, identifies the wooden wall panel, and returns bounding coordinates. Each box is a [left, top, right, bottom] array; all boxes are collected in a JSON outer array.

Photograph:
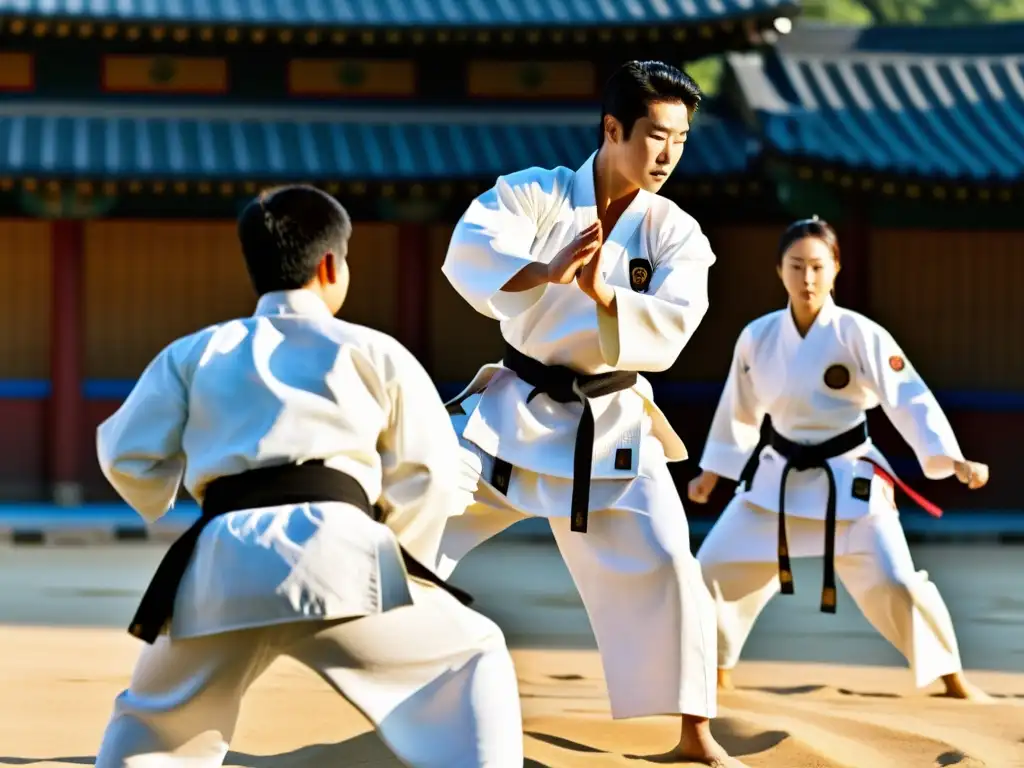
[[428, 223, 504, 381], [869, 230, 1024, 391], [344, 223, 399, 336], [672, 225, 786, 381], [84, 221, 254, 378], [0, 400, 47, 499], [0, 220, 51, 378], [84, 221, 398, 379]]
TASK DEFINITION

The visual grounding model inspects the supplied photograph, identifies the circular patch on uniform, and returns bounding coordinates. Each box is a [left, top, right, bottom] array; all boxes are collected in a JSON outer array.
[[631, 265, 649, 289], [824, 364, 851, 390], [889, 355, 905, 372]]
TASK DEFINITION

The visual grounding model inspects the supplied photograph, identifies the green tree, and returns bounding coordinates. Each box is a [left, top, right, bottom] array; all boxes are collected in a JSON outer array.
[[802, 0, 1024, 23]]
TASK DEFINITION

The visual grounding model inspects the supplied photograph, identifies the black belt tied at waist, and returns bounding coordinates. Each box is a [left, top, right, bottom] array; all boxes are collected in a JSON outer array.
[[128, 460, 473, 645], [737, 417, 869, 614], [492, 344, 638, 533]]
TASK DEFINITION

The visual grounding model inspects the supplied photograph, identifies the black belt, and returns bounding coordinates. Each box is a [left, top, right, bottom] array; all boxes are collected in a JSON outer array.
[[128, 460, 473, 644], [490, 344, 638, 533], [737, 417, 869, 614]]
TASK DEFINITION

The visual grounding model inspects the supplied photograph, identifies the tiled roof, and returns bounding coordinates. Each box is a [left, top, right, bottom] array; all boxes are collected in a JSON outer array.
[[0, 102, 758, 181], [0, 0, 798, 28], [728, 23, 1024, 181]]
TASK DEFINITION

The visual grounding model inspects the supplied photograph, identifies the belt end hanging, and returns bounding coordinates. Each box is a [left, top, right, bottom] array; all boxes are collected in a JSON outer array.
[[820, 586, 837, 613], [128, 620, 163, 645], [570, 509, 588, 533], [779, 560, 795, 595]]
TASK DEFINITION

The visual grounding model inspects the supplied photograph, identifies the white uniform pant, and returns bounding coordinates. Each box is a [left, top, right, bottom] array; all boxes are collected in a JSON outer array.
[[95, 581, 524, 768], [436, 469, 718, 720], [697, 499, 963, 688]]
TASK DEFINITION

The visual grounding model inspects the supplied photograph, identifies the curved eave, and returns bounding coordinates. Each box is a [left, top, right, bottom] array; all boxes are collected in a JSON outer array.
[[0, 4, 799, 49], [765, 153, 1020, 204], [0, 175, 767, 204], [0, 103, 762, 197]]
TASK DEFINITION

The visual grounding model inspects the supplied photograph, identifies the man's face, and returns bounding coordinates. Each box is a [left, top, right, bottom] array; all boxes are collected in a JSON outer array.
[[609, 100, 691, 193]]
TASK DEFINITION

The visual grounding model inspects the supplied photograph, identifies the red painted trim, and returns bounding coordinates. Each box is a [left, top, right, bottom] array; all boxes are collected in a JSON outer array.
[[396, 222, 431, 372], [100, 54, 229, 95], [48, 220, 84, 491], [0, 52, 35, 92]]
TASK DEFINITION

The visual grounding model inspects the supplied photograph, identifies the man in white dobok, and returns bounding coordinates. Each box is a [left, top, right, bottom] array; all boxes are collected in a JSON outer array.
[[437, 61, 738, 766], [94, 185, 524, 768]]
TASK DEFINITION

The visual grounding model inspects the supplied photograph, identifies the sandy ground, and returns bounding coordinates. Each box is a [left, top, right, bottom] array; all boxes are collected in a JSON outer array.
[[1, 538, 1022, 768]]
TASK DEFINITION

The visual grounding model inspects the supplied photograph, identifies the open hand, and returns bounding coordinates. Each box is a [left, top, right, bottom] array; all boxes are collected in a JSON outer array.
[[546, 221, 602, 285]]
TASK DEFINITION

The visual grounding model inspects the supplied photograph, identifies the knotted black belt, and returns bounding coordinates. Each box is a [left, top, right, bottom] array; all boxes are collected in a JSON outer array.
[[489, 344, 638, 533], [128, 460, 473, 644], [737, 417, 869, 614]]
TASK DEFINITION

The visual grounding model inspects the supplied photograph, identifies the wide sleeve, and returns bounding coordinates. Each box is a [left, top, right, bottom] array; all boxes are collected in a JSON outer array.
[[441, 168, 561, 322], [95, 340, 190, 523], [375, 342, 480, 566], [856, 321, 964, 479], [698, 326, 765, 481], [598, 209, 715, 371]]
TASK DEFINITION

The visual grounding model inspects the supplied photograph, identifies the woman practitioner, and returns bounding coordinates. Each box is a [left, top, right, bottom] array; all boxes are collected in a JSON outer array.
[[689, 216, 990, 700]]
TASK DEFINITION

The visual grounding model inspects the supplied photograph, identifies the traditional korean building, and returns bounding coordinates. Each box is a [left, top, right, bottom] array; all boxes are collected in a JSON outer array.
[[688, 22, 1024, 515], [0, 0, 799, 503]]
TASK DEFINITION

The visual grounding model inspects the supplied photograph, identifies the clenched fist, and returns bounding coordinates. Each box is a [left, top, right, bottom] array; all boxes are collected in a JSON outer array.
[[687, 471, 719, 504], [953, 460, 989, 490]]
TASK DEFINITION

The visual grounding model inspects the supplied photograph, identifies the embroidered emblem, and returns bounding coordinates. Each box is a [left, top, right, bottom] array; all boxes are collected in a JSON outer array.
[[615, 448, 632, 470], [824, 364, 851, 390], [889, 355, 905, 372], [628, 258, 652, 293], [852, 477, 871, 501]]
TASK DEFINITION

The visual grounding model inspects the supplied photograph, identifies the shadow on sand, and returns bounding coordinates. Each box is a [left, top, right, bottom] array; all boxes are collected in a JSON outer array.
[[0, 733, 550, 767]]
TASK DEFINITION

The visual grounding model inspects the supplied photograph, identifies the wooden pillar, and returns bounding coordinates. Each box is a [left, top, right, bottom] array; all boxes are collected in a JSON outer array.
[[837, 193, 872, 314], [396, 222, 432, 372], [49, 219, 85, 506]]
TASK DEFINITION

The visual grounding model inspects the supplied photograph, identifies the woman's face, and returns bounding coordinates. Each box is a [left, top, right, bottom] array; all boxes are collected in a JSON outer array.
[[777, 235, 838, 311]]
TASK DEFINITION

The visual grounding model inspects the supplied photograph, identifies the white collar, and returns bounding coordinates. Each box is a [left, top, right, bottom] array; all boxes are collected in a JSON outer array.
[[252, 289, 335, 319]]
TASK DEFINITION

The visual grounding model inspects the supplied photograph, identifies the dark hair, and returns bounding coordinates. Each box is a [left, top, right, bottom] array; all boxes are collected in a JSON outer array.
[[777, 216, 841, 267], [237, 185, 352, 295], [598, 60, 703, 146]]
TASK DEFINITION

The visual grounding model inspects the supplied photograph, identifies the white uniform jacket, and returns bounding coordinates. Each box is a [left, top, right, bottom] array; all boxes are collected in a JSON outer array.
[[699, 296, 964, 521], [442, 151, 716, 500], [96, 289, 478, 638]]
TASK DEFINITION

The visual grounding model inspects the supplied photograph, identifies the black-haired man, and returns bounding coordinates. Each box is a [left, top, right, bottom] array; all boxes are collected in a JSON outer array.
[[439, 62, 738, 765], [94, 185, 524, 767]]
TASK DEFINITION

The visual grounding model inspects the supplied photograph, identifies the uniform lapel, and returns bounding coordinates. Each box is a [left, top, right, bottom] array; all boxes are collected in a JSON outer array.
[[570, 151, 652, 279]]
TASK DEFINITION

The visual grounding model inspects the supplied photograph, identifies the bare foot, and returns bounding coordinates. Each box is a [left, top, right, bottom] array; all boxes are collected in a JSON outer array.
[[717, 668, 734, 691], [667, 716, 748, 767], [940, 672, 994, 702]]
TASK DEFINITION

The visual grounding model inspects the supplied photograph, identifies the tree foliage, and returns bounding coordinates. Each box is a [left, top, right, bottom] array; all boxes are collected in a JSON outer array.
[[687, 0, 1024, 95], [801, 0, 1024, 23]]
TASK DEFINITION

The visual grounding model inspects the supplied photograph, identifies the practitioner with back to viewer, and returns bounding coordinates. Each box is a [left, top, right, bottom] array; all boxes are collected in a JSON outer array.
[[93, 185, 525, 767]]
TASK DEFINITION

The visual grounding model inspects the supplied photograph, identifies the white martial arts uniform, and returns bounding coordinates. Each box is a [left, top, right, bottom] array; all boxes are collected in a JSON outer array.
[[696, 296, 965, 688], [94, 289, 523, 768], [437, 151, 719, 720]]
